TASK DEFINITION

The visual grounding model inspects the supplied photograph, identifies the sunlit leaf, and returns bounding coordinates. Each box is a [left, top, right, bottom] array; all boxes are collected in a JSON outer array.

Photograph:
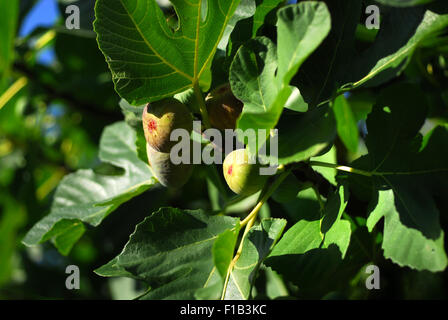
[[96, 208, 238, 299], [94, 0, 242, 104], [23, 122, 156, 255]]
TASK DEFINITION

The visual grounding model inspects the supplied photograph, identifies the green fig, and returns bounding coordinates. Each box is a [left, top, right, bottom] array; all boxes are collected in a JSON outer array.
[[142, 98, 193, 153], [146, 143, 193, 189], [223, 149, 268, 196], [206, 83, 243, 130]]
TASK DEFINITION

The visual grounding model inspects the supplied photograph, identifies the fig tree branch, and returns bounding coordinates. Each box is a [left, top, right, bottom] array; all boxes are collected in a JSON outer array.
[[0, 76, 28, 110]]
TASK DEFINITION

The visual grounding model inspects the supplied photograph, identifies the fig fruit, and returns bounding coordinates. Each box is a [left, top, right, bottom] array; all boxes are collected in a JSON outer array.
[[223, 149, 268, 196], [142, 98, 193, 153], [206, 83, 243, 130], [146, 143, 193, 188]]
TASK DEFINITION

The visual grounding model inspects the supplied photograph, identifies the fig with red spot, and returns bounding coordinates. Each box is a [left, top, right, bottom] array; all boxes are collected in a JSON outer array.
[[142, 98, 193, 153], [206, 83, 243, 130], [223, 149, 268, 196]]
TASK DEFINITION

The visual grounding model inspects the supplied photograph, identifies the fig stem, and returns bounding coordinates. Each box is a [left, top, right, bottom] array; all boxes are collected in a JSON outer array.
[[308, 160, 373, 177], [193, 81, 211, 129], [221, 169, 292, 299], [240, 169, 291, 227]]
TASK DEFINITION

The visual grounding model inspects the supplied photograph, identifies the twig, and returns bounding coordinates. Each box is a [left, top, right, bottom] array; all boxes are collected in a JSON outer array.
[[0, 76, 28, 110]]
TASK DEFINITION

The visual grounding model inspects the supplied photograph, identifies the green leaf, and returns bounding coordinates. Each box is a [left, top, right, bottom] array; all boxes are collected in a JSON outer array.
[[284, 86, 308, 112], [230, 36, 280, 133], [364, 84, 428, 171], [0, 0, 19, 83], [266, 217, 350, 290], [230, 2, 331, 143], [206, 176, 221, 211], [252, 0, 283, 34], [119, 98, 145, 128], [94, 0, 242, 104], [321, 185, 349, 234], [265, 186, 351, 292], [94, 257, 134, 278], [293, 0, 362, 106], [271, 105, 336, 165], [272, 174, 305, 204], [311, 146, 337, 185], [22, 122, 156, 255], [346, 5, 448, 89], [218, 0, 256, 51], [213, 224, 241, 284], [295, 2, 448, 106], [226, 0, 283, 59], [49, 220, 86, 256], [281, 187, 321, 223], [96, 208, 239, 300], [195, 223, 241, 300], [265, 267, 289, 300], [275, 2, 331, 86], [346, 91, 374, 122], [223, 218, 287, 300], [332, 94, 359, 153], [348, 84, 448, 271], [367, 190, 447, 272]]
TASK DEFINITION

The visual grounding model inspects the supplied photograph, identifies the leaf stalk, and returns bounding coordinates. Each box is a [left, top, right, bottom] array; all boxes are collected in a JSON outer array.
[[193, 81, 211, 129]]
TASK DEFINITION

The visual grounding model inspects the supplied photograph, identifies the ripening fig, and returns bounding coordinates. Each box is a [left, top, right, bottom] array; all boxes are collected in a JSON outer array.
[[206, 83, 243, 130], [223, 149, 268, 196], [142, 98, 193, 153], [146, 143, 193, 189]]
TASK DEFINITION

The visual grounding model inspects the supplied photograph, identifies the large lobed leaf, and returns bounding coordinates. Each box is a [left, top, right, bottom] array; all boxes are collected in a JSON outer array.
[[94, 0, 242, 104], [347, 3, 448, 89], [292, 0, 362, 107], [96, 208, 239, 300], [295, 0, 448, 106], [226, 0, 283, 59], [23, 122, 157, 255], [266, 186, 351, 294], [230, 2, 331, 140], [367, 190, 447, 272], [349, 83, 448, 271]]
